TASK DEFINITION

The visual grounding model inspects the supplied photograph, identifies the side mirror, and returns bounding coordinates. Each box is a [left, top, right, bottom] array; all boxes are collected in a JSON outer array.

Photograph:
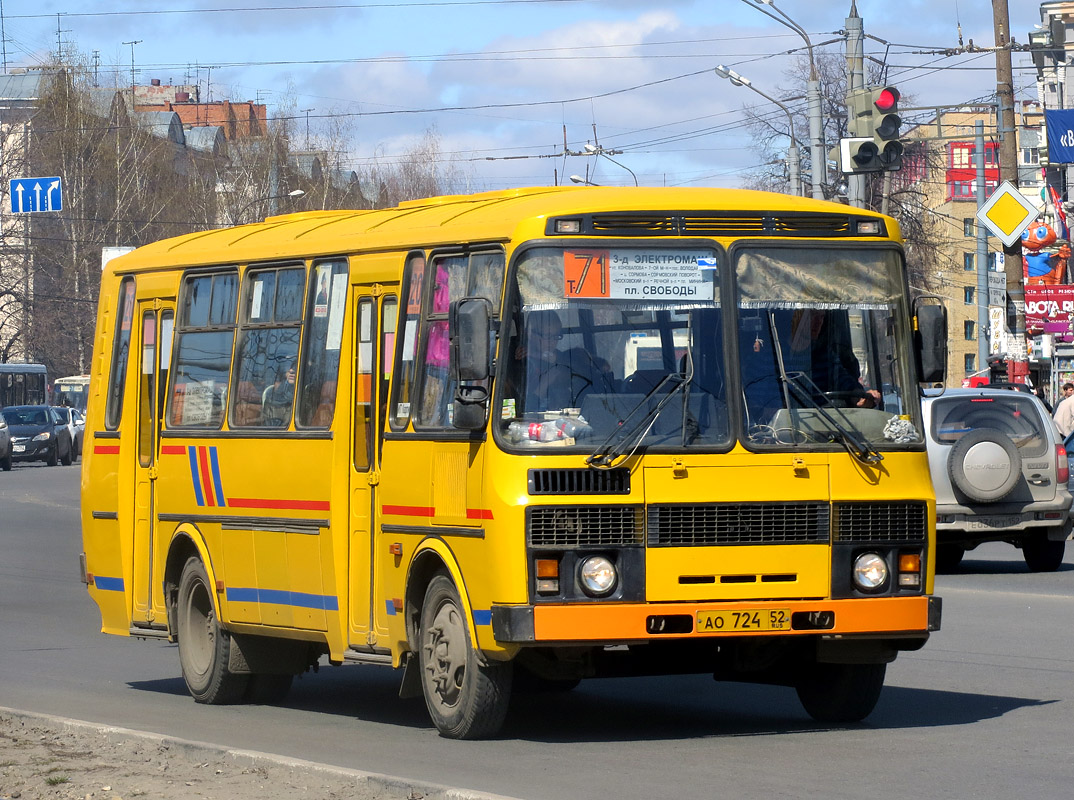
[[449, 297, 492, 430], [913, 296, 947, 385]]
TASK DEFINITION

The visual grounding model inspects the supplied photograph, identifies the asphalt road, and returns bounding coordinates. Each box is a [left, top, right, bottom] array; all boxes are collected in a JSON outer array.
[[4, 462, 1074, 799]]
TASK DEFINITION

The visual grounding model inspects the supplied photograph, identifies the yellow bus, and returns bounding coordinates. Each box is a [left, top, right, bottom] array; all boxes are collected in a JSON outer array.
[[80, 186, 946, 739]]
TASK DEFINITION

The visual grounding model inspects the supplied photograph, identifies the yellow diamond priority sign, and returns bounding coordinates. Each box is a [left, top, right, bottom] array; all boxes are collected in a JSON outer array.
[[976, 180, 1040, 247]]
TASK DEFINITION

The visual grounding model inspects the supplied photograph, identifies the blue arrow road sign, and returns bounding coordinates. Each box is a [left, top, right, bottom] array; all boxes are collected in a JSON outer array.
[[9, 177, 63, 213]]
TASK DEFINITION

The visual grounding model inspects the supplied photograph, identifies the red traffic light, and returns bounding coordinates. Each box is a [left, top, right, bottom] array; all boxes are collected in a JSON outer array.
[[874, 87, 900, 112]]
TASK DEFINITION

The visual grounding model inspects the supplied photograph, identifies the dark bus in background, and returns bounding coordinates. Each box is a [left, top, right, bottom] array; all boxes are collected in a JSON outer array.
[[0, 363, 48, 409]]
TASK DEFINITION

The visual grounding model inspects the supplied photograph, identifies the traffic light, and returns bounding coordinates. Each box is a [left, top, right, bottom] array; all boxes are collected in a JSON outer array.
[[869, 85, 903, 171], [840, 137, 881, 172], [846, 88, 875, 138], [841, 85, 903, 173]]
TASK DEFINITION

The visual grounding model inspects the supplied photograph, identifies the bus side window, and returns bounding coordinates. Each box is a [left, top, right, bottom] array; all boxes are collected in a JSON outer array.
[[105, 277, 136, 430], [354, 298, 375, 471], [230, 266, 304, 429], [389, 252, 426, 430], [168, 271, 237, 429], [297, 259, 348, 428]]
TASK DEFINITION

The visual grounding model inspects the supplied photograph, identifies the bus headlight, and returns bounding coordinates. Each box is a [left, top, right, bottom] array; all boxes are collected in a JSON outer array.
[[578, 555, 617, 597], [852, 552, 888, 591]]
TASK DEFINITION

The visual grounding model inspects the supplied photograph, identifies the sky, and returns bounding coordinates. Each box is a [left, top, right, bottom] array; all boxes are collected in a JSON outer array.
[[0, 0, 1052, 192]]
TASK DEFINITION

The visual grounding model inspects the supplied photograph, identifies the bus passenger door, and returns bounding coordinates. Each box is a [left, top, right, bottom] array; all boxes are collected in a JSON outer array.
[[348, 294, 381, 645], [132, 300, 174, 625]]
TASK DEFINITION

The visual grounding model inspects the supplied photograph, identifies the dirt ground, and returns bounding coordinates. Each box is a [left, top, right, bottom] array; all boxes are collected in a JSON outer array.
[[0, 710, 497, 800]]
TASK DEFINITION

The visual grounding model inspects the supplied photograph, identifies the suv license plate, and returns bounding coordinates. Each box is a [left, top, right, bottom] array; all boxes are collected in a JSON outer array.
[[968, 515, 1021, 529], [12, 444, 24, 453], [697, 609, 791, 633]]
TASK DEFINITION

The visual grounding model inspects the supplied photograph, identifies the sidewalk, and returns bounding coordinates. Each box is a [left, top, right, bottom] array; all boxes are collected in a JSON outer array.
[[0, 708, 517, 800]]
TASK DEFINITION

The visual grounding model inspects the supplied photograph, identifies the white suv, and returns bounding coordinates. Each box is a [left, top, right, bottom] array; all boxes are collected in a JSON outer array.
[[923, 387, 1072, 572]]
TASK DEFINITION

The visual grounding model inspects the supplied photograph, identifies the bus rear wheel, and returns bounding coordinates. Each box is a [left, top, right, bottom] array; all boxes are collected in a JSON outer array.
[[176, 556, 249, 704], [796, 662, 886, 724], [418, 574, 511, 739]]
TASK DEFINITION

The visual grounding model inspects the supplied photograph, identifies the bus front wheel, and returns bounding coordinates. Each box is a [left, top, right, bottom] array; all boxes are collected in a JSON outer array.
[[418, 574, 511, 739], [176, 556, 249, 704], [795, 662, 886, 724]]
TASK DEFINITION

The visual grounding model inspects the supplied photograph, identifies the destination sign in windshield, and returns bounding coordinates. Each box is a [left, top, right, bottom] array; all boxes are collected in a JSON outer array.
[[563, 249, 716, 301]]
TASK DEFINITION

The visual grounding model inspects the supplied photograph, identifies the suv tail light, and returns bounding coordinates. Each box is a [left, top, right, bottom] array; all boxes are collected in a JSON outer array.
[[1057, 444, 1069, 485]]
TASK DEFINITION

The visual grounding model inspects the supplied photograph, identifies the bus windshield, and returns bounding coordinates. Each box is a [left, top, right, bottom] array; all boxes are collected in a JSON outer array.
[[500, 245, 727, 452], [498, 244, 920, 455], [736, 246, 921, 453]]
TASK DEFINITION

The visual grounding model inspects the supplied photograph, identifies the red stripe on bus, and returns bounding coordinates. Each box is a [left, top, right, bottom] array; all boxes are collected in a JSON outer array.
[[197, 446, 215, 507], [467, 508, 494, 520], [228, 498, 331, 511], [93, 445, 120, 455], [382, 504, 436, 517], [160, 445, 186, 455]]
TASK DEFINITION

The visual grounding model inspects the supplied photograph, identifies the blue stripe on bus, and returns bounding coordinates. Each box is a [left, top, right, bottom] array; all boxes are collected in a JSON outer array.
[[225, 587, 339, 611], [187, 446, 205, 506], [208, 446, 226, 507], [94, 576, 125, 592], [472, 609, 492, 626]]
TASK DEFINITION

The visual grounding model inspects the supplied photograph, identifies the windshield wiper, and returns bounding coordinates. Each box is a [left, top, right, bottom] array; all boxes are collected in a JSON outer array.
[[767, 311, 883, 465], [586, 372, 690, 469]]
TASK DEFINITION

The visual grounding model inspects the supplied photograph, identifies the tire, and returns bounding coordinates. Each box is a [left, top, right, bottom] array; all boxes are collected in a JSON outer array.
[[245, 673, 294, 704], [796, 662, 886, 724], [176, 556, 249, 704], [1022, 533, 1066, 572], [60, 440, 73, 466], [418, 574, 511, 739], [947, 428, 1020, 502], [0, 452, 11, 471], [45, 444, 58, 467], [935, 544, 966, 573]]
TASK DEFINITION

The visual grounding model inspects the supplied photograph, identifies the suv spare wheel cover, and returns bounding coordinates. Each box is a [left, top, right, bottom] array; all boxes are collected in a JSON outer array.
[[947, 427, 1021, 502]]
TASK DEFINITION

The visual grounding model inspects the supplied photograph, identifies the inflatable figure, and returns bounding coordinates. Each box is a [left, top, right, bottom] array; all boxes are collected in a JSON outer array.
[[1023, 221, 1068, 285]]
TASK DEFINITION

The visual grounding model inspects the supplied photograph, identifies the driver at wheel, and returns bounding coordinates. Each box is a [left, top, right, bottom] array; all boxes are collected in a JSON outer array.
[[507, 309, 572, 412], [789, 309, 879, 409]]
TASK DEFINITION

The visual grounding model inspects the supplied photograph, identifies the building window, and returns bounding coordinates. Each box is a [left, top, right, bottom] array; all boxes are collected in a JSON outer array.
[[964, 218, 974, 237], [964, 287, 974, 304], [1023, 147, 1040, 165], [965, 353, 976, 373], [988, 252, 999, 270], [965, 320, 975, 340], [964, 252, 975, 271], [951, 143, 973, 169]]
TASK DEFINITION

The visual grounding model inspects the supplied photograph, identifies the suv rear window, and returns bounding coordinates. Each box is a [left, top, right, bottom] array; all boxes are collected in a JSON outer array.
[[931, 395, 1050, 458]]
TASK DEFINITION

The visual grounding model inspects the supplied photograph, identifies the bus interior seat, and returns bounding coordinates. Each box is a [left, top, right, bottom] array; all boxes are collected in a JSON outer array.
[[233, 380, 263, 426]]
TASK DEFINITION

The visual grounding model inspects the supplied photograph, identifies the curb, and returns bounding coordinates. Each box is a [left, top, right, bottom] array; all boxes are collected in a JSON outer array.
[[0, 706, 520, 800]]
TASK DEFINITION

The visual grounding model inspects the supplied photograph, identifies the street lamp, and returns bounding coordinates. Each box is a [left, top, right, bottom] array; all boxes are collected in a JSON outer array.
[[714, 65, 801, 197], [569, 175, 600, 186], [231, 189, 305, 225], [583, 144, 638, 186], [739, 0, 824, 200]]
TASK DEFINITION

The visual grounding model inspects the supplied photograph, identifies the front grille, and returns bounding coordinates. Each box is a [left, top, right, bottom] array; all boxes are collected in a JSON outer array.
[[834, 502, 928, 543], [647, 502, 831, 547], [527, 505, 644, 548], [528, 468, 631, 495], [564, 212, 868, 238]]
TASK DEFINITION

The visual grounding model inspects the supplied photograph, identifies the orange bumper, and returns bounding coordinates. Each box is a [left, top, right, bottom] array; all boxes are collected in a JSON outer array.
[[491, 595, 939, 643]]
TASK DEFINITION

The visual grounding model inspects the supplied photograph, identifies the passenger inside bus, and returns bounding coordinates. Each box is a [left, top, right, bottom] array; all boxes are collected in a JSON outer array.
[[262, 361, 296, 426]]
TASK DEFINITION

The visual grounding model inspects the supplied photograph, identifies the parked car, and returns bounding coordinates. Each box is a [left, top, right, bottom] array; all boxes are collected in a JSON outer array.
[[0, 412, 11, 471], [52, 405, 83, 461], [1, 404, 73, 466], [923, 387, 1072, 572]]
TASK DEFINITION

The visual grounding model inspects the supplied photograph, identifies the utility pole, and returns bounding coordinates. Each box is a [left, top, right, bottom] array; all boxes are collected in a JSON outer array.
[[993, 0, 1027, 382], [845, 1, 866, 208], [975, 120, 990, 373]]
